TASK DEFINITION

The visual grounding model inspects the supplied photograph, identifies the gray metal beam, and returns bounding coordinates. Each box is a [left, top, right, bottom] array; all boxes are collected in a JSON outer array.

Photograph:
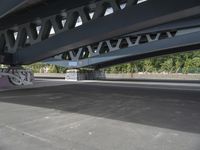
[[127, 15, 200, 36], [91, 31, 200, 68], [45, 31, 200, 68], [0, 0, 100, 30], [0, 0, 27, 19], [13, 0, 200, 65]]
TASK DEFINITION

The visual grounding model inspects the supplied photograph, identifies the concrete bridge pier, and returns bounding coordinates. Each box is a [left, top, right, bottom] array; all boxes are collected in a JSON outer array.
[[65, 69, 105, 81], [0, 67, 34, 86]]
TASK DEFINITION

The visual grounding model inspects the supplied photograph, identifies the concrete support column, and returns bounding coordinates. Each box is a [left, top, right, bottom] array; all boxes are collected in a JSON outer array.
[[0, 66, 34, 86], [65, 69, 105, 81]]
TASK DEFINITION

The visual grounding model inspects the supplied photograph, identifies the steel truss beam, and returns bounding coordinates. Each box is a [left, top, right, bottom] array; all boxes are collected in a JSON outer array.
[[44, 28, 200, 68], [0, 0, 101, 30], [1, 0, 143, 64], [48, 30, 178, 63], [0, 0, 200, 66], [13, 0, 200, 65], [96, 31, 200, 68]]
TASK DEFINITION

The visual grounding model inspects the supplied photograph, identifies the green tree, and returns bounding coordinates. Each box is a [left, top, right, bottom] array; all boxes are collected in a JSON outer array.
[[143, 59, 154, 73], [160, 58, 174, 73]]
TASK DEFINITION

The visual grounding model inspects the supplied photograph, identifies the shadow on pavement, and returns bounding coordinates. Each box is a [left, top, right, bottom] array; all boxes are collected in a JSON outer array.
[[0, 83, 200, 134]]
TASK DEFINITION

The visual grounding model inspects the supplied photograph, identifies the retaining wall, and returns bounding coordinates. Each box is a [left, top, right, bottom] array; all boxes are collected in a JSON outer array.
[[34, 73, 200, 80], [0, 76, 11, 88]]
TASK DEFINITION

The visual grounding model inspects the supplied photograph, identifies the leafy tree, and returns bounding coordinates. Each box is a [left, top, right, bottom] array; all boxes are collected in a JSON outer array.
[[25, 50, 200, 74], [143, 59, 154, 73], [160, 58, 174, 73]]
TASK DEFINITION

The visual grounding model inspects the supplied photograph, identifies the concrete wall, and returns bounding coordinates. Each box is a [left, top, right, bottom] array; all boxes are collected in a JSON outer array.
[[101, 73, 200, 80], [35, 73, 200, 80], [0, 76, 11, 88]]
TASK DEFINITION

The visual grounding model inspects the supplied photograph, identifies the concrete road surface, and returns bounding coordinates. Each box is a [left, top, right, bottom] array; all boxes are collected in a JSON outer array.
[[0, 79, 200, 150]]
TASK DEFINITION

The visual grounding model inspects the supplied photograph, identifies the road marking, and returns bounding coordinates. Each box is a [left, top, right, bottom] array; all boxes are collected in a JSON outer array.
[[4, 125, 52, 143]]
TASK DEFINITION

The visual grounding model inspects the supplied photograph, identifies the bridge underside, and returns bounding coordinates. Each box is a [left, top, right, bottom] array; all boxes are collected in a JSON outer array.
[[0, 0, 200, 68]]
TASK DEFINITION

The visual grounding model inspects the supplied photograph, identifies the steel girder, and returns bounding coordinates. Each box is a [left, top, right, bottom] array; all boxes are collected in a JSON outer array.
[[127, 16, 200, 36], [0, 0, 200, 66], [0, 0, 27, 18], [0, 0, 143, 64], [13, 0, 200, 65], [92, 31, 200, 68], [0, 0, 101, 30], [43, 27, 200, 68]]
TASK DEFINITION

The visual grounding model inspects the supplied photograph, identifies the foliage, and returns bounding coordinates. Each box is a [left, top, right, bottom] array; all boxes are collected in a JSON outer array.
[[24, 50, 200, 74], [104, 50, 200, 74], [24, 63, 66, 73]]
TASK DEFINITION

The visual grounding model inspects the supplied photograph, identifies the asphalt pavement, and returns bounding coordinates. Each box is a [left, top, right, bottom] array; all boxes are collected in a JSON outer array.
[[0, 79, 200, 150]]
